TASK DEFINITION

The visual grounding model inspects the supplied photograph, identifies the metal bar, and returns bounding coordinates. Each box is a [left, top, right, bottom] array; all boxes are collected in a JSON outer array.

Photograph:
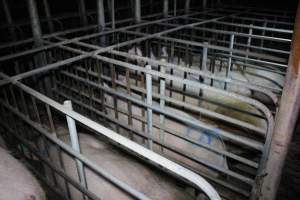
[[135, 0, 141, 23], [77, 0, 88, 26], [111, 0, 115, 29], [255, 3, 300, 200], [203, 0, 207, 10], [159, 65, 166, 153], [42, 0, 54, 33], [27, 0, 43, 46], [146, 65, 153, 150], [202, 42, 208, 71], [0, 73, 222, 200], [1, 0, 16, 41], [97, 0, 106, 46], [185, 0, 190, 14], [64, 100, 88, 196], [163, 0, 169, 18]]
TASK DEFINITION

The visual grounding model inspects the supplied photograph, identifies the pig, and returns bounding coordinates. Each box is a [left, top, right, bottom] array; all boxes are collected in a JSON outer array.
[[103, 86, 228, 177], [126, 47, 269, 131], [47, 130, 194, 200], [0, 146, 46, 200]]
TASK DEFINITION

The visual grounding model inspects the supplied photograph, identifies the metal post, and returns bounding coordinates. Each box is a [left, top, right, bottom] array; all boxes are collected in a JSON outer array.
[[111, 0, 115, 29], [202, 42, 208, 71], [27, 0, 52, 96], [203, 0, 207, 10], [163, 0, 169, 18], [97, 0, 105, 30], [42, 0, 54, 33], [159, 64, 166, 153], [135, 0, 141, 23], [243, 24, 253, 70], [97, 0, 106, 46], [78, 0, 88, 26], [1, 0, 16, 41], [146, 65, 153, 150], [255, 3, 300, 200], [27, 0, 43, 46], [185, 0, 190, 14], [64, 100, 87, 197], [173, 0, 177, 16], [225, 34, 234, 89]]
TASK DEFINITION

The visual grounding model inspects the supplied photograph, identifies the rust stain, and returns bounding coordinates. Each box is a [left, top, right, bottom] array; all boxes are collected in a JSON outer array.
[[291, 4, 300, 76]]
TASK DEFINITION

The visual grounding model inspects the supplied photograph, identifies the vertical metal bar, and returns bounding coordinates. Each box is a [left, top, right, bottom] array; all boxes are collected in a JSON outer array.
[[203, 0, 207, 10], [163, 0, 169, 18], [77, 0, 88, 26], [243, 24, 253, 71], [63, 100, 87, 198], [225, 34, 234, 89], [97, 0, 106, 46], [185, 0, 190, 14], [27, 0, 52, 97], [125, 68, 134, 140], [1, 0, 16, 41], [27, 0, 43, 46], [173, 0, 177, 16], [202, 42, 208, 71], [159, 65, 166, 153], [111, 0, 115, 29], [260, 21, 267, 51], [111, 63, 119, 133], [42, 0, 54, 33], [256, 4, 300, 200], [146, 65, 153, 150], [135, 0, 141, 23]]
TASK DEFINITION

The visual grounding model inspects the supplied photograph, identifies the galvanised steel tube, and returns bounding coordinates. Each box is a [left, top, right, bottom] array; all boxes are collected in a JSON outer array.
[[163, 0, 169, 18], [0, 73, 222, 200], [185, 0, 190, 14], [42, 0, 54, 33], [77, 0, 88, 26], [1, 0, 16, 41], [97, 0, 105, 31], [64, 100, 88, 195], [146, 65, 154, 150], [27, 0, 43, 46], [135, 0, 141, 23]]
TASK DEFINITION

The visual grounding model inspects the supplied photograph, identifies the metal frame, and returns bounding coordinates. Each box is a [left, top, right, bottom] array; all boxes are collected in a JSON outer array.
[[0, 1, 297, 200]]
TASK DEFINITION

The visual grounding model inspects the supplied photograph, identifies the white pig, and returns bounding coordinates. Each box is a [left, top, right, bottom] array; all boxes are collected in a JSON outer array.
[[48, 131, 194, 200], [0, 146, 46, 200]]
